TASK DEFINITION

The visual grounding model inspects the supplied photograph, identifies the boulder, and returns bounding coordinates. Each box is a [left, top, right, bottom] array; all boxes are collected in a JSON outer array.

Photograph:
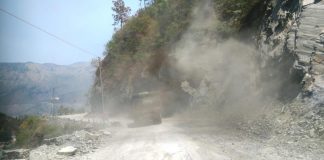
[[103, 131, 112, 137], [57, 146, 77, 156]]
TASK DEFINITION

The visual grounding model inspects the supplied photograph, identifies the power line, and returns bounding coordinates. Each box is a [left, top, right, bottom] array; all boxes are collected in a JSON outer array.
[[0, 7, 107, 116], [0, 7, 97, 57]]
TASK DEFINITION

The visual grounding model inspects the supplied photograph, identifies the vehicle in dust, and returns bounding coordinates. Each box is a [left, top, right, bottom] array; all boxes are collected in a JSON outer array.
[[128, 91, 162, 128]]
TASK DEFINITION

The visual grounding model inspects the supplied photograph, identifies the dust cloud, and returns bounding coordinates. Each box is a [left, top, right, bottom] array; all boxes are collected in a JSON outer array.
[[171, 0, 278, 119]]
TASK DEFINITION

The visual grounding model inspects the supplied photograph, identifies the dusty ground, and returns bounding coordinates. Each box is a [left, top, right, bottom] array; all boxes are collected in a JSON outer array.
[[47, 114, 324, 160]]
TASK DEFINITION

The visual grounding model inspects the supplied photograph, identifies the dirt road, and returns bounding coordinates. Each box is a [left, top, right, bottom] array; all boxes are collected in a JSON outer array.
[[67, 117, 323, 160]]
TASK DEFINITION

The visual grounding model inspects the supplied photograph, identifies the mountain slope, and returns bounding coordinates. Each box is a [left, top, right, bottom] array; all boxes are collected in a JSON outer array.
[[91, 0, 323, 128], [0, 62, 95, 116], [90, 0, 271, 114]]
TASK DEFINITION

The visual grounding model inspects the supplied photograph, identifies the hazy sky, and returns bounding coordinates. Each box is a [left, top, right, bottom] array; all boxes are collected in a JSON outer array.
[[0, 0, 139, 65]]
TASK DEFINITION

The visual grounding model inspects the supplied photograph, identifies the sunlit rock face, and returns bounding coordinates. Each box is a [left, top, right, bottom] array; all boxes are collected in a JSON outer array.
[[259, 0, 324, 105], [286, 1, 324, 105]]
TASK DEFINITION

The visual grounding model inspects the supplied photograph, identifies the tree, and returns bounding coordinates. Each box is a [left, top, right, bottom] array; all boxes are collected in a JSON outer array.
[[144, 0, 152, 7], [139, 0, 153, 8], [112, 0, 131, 29]]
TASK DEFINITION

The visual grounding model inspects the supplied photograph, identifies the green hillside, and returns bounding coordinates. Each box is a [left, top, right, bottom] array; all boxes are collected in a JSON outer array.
[[90, 0, 268, 115]]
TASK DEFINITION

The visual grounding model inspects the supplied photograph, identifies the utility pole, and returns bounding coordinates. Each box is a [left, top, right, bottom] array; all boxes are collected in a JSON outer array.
[[49, 88, 60, 117], [51, 88, 54, 116], [98, 57, 105, 115]]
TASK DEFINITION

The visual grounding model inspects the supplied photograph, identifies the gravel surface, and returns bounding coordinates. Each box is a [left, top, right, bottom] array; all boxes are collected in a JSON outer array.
[[30, 114, 323, 160]]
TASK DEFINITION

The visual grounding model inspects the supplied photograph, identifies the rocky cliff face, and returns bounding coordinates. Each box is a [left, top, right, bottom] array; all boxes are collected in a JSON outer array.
[[91, 0, 323, 117], [287, 1, 324, 105], [259, 0, 324, 106]]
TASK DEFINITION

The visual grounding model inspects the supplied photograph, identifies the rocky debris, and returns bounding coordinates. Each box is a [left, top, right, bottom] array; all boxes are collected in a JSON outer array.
[[100, 130, 112, 137], [1, 149, 29, 159], [237, 116, 274, 139], [287, 103, 324, 138], [30, 130, 112, 160], [58, 146, 77, 156], [238, 101, 324, 143]]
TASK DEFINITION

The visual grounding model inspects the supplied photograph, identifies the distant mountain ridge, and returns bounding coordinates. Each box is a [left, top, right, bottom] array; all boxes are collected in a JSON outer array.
[[0, 62, 95, 116]]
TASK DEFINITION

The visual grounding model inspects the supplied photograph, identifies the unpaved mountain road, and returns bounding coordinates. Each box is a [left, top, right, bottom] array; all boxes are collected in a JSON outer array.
[[62, 116, 323, 160]]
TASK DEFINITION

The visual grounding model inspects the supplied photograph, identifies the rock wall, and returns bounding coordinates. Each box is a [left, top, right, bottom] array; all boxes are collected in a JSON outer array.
[[287, 0, 324, 105], [259, 0, 324, 106]]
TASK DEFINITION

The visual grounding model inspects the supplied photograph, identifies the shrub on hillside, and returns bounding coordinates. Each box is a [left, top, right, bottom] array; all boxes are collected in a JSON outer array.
[[16, 116, 60, 147]]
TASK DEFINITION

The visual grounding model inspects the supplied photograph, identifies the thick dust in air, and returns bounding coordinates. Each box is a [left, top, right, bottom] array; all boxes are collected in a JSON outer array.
[[4, 0, 324, 159], [171, 0, 276, 121]]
